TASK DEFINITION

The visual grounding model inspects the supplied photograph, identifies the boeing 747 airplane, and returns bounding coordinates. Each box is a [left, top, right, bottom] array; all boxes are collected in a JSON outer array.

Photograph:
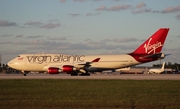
[[8, 28, 169, 76]]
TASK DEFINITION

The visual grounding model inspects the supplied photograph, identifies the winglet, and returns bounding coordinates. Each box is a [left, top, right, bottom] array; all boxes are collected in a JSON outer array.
[[92, 58, 100, 62]]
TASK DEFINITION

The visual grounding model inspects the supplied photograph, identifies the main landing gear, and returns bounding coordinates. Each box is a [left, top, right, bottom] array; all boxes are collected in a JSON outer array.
[[23, 73, 27, 76], [79, 68, 91, 76], [79, 73, 90, 76], [71, 71, 78, 76], [70, 71, 90, 76], [79, 67, 90, 76]]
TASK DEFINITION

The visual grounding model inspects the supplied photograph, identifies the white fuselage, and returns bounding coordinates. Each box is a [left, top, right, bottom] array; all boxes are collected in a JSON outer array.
[[148, 62, 165, 74], [148, 69, 164, 74], [8, 54, 140, 72]]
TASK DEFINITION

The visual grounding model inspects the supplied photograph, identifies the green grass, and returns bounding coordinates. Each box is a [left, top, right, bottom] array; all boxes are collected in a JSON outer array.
[[0, 79, 180, 109]]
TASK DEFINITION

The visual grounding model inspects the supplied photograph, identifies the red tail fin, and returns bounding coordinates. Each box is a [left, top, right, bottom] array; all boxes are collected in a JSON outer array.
[[132, 28, 169, 54]]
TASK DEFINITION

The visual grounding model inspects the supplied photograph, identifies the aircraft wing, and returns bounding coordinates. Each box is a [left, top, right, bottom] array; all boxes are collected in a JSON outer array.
[[76, 58, 100, 66], [47, 58, 101, 74]]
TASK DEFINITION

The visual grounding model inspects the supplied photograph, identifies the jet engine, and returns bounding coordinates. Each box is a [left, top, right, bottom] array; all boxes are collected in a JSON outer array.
[[48, 65, 75, 74], [48, 67, 59, 74], [62, 65, 75, 74]]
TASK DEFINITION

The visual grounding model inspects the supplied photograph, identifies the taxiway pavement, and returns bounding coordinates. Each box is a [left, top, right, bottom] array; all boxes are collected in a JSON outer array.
[[0, 73, 180, 80]]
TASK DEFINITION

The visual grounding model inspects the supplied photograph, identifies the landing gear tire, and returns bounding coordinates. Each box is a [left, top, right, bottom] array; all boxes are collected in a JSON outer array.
[[23, 73, 27, 76], [71, 72, 78, 76], [80, 73, 90, 76], [21, 71, 27, 76]]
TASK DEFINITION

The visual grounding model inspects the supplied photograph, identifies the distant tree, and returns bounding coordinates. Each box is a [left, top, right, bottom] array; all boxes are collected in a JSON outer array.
[[173, 63, 180, 69], [173, 64, 178, 71], [152, 62, 180, 69], [0, 63, 1, 72], [2, 64, 6, 70], [6, 64, 8, 70], [153, 63, 161, 67], [167, 62, 172, 68]]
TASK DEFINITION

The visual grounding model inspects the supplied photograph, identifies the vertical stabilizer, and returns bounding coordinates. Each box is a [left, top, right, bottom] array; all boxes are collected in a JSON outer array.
[[132, 28, 169, 54], [161, 61, 166, 70]]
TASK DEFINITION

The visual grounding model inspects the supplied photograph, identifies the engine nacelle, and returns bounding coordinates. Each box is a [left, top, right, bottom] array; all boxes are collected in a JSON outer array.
[[62, 65, 74, 74], [48, 65, 76, 74], [48, 67, 59, 74]]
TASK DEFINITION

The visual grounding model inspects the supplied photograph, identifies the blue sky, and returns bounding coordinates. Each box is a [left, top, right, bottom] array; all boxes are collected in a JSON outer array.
[[0, 0, 180, 66]]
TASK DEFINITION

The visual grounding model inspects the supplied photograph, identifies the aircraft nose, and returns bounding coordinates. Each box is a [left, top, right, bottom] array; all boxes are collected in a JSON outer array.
[[7, 62, 10, 67], [7, 60, 16, 69]]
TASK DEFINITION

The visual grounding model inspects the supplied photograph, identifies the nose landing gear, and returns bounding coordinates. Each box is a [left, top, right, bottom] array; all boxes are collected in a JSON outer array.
[[21, 71, 27, 76]]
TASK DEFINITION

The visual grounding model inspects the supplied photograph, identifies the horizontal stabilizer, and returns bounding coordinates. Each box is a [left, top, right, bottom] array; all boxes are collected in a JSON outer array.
[[140, 53, 163, 59]]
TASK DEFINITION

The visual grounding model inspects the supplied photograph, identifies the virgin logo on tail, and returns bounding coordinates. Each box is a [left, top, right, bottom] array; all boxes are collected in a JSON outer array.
[[129, 28, 169, 63], [131, 28, 169, 55], [144, 38, 163, 54]]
